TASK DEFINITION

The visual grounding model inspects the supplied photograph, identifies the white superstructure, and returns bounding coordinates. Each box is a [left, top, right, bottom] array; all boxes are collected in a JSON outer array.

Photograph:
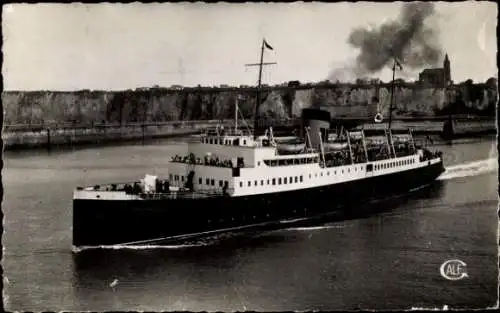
[[166, 123, 434, 198]]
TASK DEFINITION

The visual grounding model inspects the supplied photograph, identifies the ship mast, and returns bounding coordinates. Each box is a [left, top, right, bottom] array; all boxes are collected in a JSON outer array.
[[388, 59, 396, 131], [387, 57, 401, 158], [245, 38, 276, 139]]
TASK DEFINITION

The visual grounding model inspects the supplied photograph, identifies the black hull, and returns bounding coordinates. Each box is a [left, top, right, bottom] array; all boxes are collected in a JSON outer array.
[[73, 160, 445, 248]]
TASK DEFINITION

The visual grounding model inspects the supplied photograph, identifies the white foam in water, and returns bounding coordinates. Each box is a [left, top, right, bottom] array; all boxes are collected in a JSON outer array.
[[72, 243, 204, 252], [285, 224, 347, 232], [437, 157, 497, 181]]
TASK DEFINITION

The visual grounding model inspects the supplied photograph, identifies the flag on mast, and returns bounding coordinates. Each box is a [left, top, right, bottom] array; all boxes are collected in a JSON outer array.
[[394, 58, 403, 70], [263, 39, 273, 50]]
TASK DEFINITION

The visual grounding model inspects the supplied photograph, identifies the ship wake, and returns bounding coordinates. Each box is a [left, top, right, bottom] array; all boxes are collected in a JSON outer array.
[[437, 158, 497, 181]]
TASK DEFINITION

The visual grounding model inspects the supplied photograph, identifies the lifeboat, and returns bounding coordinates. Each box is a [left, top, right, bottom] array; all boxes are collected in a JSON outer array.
[[277, 141, 306, 154], [323, 142, 348, 151]]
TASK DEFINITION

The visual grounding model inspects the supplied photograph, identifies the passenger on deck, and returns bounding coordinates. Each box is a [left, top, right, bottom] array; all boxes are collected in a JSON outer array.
[[163, 181, 170, 192], [133, 182, 141, 194], [124, 184, 132, 194], [155, 179, 162, 193]]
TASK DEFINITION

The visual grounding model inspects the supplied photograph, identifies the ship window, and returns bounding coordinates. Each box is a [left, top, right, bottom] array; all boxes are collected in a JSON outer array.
[[219, 180, 223, 187], [261, 180, 264, 185], [342, 170, 344, 174], [289, 176, 293, 183], [294, 176, 298, 183], [272, 178, 276, 185], [320, 172, 323, 176], [267, 179, 270, 185], [199, 178, 202, 184], [334, 170, 337, 175], [315, 173, 317, 177], [254, 180, 257, 186], [243, 140, 247, 145], [181, 176, 184, 181], [248, 181, 251, 187], [348, 169, 350, 173], [309, 174, 311, 178], [258, 161, 261, 166], [225, 180, 228, 187], [240, 182, 243, 187], [278, 178, 282, 184], [284, 177, 287, 184], [206, 178, 210, 185], [300, 175, 303, 182], [327, 171, 330, 176]]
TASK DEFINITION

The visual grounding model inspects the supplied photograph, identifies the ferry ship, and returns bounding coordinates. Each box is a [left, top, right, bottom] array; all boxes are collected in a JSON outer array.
[[72, 40, 445, 248]]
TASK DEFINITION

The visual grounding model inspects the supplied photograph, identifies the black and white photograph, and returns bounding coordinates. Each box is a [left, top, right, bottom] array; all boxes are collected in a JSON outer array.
[[2, 1, 498, 311]]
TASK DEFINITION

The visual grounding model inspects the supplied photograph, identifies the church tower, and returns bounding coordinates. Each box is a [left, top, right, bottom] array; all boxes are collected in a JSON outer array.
[[443, 53, 451, 85]]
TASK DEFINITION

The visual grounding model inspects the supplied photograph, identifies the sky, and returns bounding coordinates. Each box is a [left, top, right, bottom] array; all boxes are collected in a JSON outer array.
[[2, 2, 497, 91]]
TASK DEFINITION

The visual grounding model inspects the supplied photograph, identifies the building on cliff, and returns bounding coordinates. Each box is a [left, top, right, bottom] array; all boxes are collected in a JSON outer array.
[[418, 54, 451, 87]]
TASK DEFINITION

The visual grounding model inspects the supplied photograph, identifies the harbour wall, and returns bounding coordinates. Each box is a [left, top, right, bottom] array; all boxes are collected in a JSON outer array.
[[2, 120, 234, 150]]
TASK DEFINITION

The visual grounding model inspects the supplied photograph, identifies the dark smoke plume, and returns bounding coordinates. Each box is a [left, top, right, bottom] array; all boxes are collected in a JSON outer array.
[[330, 2, 443, 81]]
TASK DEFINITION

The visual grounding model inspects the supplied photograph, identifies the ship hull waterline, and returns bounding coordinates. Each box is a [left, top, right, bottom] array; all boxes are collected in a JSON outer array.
[[72, 160, 445, 248]]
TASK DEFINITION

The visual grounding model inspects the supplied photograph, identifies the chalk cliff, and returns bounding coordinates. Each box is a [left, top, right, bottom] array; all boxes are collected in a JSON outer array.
[[2, 83, 496, 126]]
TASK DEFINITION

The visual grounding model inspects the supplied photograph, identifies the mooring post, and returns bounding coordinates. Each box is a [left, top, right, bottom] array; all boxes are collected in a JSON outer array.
[[46, 127, 51, 152]]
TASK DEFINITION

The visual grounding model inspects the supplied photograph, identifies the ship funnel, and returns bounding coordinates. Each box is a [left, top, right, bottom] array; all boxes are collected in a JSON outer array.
[[300, 108, 331, 150]]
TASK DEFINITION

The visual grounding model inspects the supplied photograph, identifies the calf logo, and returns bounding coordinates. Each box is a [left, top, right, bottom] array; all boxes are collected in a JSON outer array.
[[440, 259, 468, 281]]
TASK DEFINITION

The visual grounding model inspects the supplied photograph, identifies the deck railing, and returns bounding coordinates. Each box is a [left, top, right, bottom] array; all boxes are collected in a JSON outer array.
[[139, 188, 234, 200]]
